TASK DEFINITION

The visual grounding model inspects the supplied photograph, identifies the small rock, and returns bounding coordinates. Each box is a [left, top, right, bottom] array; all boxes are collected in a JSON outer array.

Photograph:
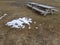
[[28, 26, 31, 29], [34, 21, 36, 24], [4, 13, 7, 16], [35, 27, 38, 29], [39, 24, 42, 26]]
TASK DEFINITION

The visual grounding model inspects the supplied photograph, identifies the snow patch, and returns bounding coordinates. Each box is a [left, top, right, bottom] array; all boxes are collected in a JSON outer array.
[[6, 17, 32, 29]]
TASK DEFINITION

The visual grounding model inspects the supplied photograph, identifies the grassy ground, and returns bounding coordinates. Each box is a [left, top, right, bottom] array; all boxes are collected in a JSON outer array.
[[0, 0, 60, 45]]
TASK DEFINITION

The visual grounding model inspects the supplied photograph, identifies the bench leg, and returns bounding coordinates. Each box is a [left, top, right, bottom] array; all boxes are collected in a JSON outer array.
[[44, 13, 47, 16]]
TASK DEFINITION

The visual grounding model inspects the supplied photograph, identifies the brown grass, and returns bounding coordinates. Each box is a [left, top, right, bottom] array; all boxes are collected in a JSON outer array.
[[0, 0, 60, 45]]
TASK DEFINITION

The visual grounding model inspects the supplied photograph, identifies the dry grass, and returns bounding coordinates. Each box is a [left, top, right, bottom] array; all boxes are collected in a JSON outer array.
[[0, 0, 60, 45]]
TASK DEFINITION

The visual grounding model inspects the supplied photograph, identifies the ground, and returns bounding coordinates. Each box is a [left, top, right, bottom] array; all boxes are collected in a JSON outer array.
[[0, 0, 60, 45]]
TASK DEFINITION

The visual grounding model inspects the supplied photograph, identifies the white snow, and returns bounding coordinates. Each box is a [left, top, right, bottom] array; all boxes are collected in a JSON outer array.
[[6, 17, 32, 29]]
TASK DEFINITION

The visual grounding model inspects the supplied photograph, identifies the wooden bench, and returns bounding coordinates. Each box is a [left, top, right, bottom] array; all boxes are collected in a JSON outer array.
[[27, 4, 50, 16], [27, 2, 58, 15]]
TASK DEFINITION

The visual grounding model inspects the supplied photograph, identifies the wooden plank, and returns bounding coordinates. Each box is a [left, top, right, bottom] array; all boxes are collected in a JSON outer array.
[[28, 2, 55, 9], [0, 14, 7, 20]]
